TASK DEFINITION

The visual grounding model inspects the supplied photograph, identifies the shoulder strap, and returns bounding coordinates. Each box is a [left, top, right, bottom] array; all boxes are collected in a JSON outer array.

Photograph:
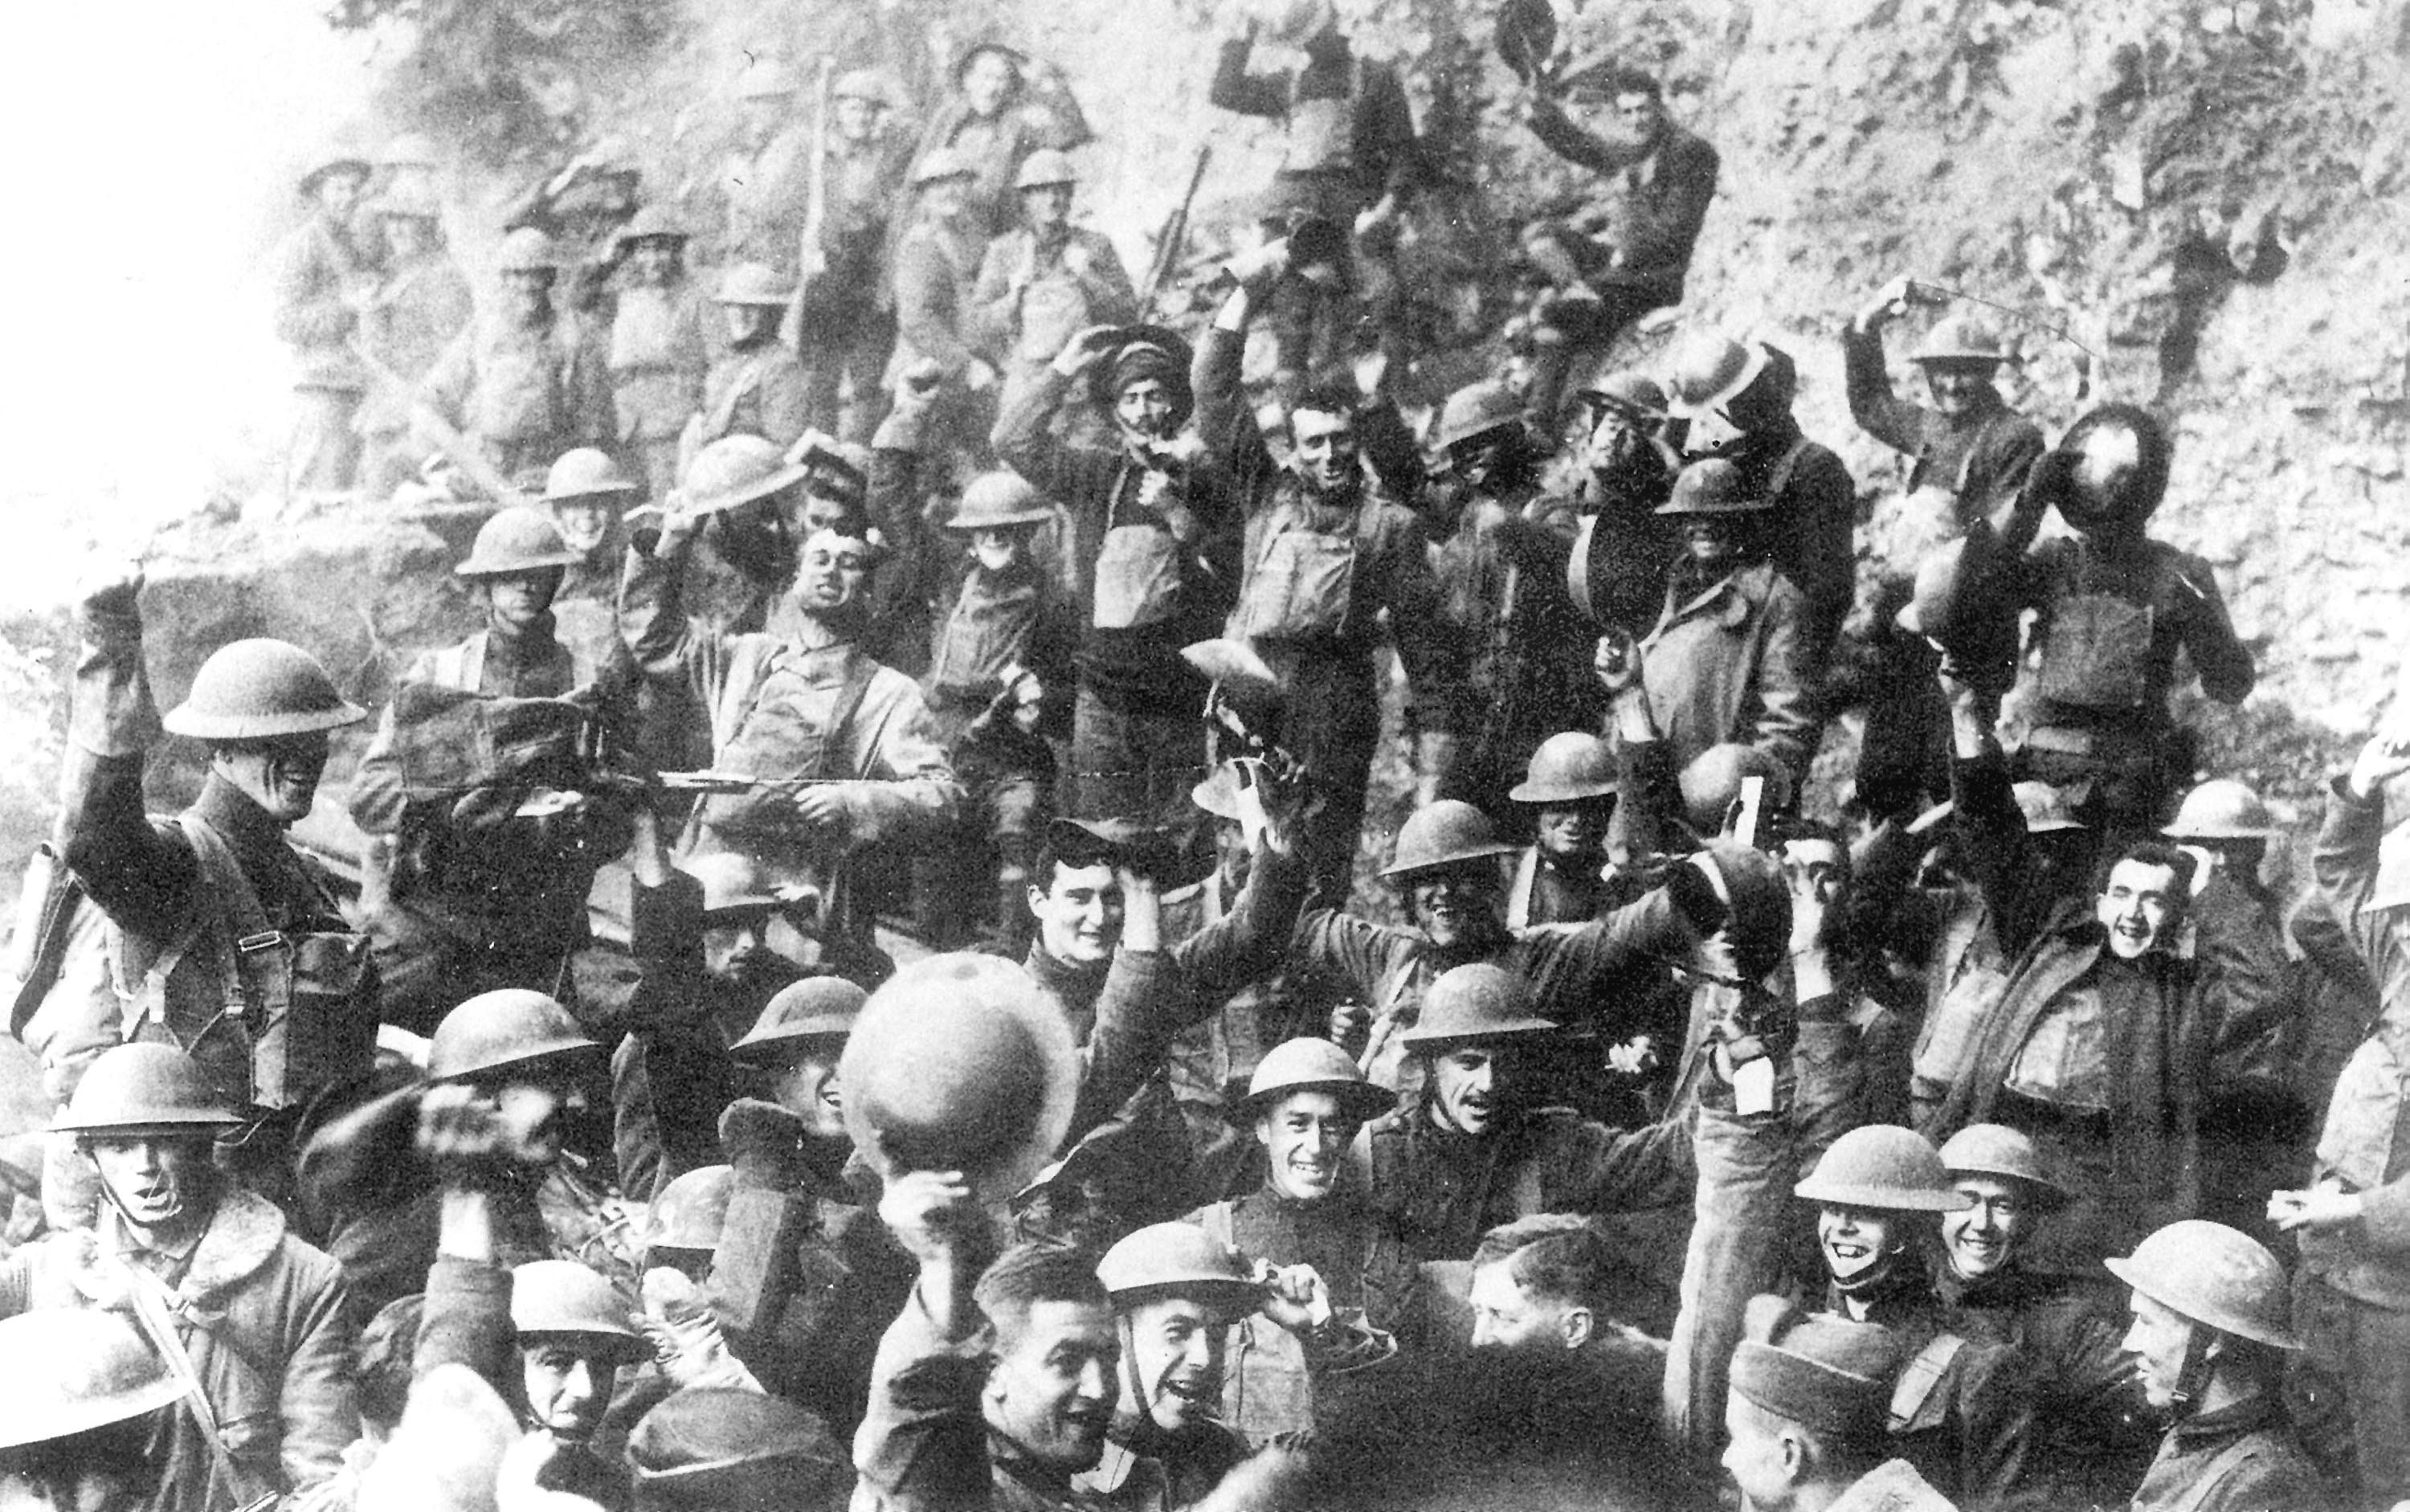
[[1766, 435, 1816, 499], [1887, 1331, 1969, 1433], [1199, 1200, 1237, 1249], [812, 652, 883, 781], [712, 635, 778, 754]]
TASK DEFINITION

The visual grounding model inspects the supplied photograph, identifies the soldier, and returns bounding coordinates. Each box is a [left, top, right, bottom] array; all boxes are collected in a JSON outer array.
[[0, 1310, 184, 1512], [970, 150, 1138, 439], [1722, 1318, 1962, 1512], [621, 491, 963, 945], [701, 263, 812, 451], [1195, 262, 1459, 900], [1503, 731, 1625, 929], [1935, 1124, 2153, 1508], [799, 68, 914, 444], [1418, 381, 1598, 820], [1517, 62, 1719, 431], [1086, 1224, 1315, 1506], [541, 446, 645, 663], [1567, 371, 1681, 640], [2273, 725, 2410, 1507], [38, 567, 375, 1192], [721, 58, 813, 274], [2107, 1221, 2327, 1512], [892, 149, 999, 464], [1634, 458, 1820, 791], [1840, 288, 2045, 820], [993, 323, 1238, 831], [355, 181, 473, 501], [1184, 1038, 1406, 1444], [2, 1044, 357, 1510], [349, 509, 635, 1034], [917, 471, 1078, 950], [911, 41, 1095, 251], [1942, 404, 2255, 831], [607, 206, 710, 501], [419, 227, 614, 489], [274, 153, 377, 499], [510, 1260, 649, 1509], [1664, 334, 1857, 667]]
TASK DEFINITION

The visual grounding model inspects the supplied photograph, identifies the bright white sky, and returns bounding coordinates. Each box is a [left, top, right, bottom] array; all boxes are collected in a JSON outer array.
[[0, 2, 386, 608]]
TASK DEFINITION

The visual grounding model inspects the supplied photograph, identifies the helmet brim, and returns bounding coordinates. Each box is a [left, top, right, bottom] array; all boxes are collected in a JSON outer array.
[[2101, 1257, 2302, 1351], [456, 549, 584, 577], [1239, 1077, 1395, 1124], [57, 1111, 245, 1137], [1507, 778, 1619, 804], [1399, 1015, 1561, 1049], [161, 701, 368, 740], [1379, 842, 1518, 880], [1791, 1178, 1969, 1212], [1667, 341, 1770, 420]]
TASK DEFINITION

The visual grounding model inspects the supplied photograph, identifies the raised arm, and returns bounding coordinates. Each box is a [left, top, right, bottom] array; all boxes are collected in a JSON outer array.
[[56, 566, 194, 941], [1841, 279, 1930, 457]]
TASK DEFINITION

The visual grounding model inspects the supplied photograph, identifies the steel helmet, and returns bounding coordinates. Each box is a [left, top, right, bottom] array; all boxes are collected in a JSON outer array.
[[428, 989, 600, 1083], [455, 507, 582, 578], [646, 1165, 735, 1253], [1241, 1036, 1394, 1122], [1654, 457, 1768, 515], [2163, 779, 2277, 842], [1510, 731, 1619, 805], [1699, 842, 1795, 984], [497, 227, 561, 272], [1577, 370, 1669, 420], [684, 434, 808, 517], [1430, 381, 1526, 453], [1664, 333, 1769, 419], [839, 953, 1080, 1195], [510, 1260, 647, 1361], [910, 148, 977, 188], [1677, 743, 1793, 836], [2048, 403, 2171, 532], [627, 1387, 847, 1503], [56, 1043, 243, 1135], [376, 131, 439, 170], [1381, 799, 1517, 880], [0, 1311, 186, 1451], [543, 447, 641, 502], [713, 261, 797, 309], [614, 204, 691, 248], [1938, 1123, 2070, 1207], [729, 977, 867, 1065], [1911, 314, 2011, 366], [736, 58, 799, 100], [681, 851, 782, 916], [832, 68, 901, 108], [1190, 761, 1249, 823], [163, 638, 367, 741], [943, 472, 1056, 532], [1014, 149, 1078, 191], [1098, 1223, 1264, 1313], [1793, 1124, 1969, 1212], [2105, 1220, 2300, 1351], [300, 155, 372, 196], [1400, 962, 1559, 1050]]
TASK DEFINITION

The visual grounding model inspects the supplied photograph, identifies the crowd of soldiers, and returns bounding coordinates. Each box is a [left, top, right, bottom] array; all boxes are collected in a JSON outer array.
[[2, 3, 2401, 1511]]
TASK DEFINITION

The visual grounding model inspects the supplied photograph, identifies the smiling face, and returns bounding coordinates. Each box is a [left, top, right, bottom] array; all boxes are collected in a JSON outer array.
[[984, 1299, 1117, 1469], [550, 497, 619, 557], [1941, 1175, 2033, 1281], [1535, 802, 1610, 865], [794, 529, 871, 616], [1290, 406, 1360, 495], [1121, 1294, 1227, 1433], [520, 1337, 618, 1443], [970, 525, 1031, 574], [1256, 1089, 1359, 1202], [212, 732, 332, 824], [1431, 1044, 1521, 1137], [2097, 858, 2179, 959], [1673, 511, 1742, 568], [1030, 860, 1124, 966], [766, 1043, 847, 1141], [1922, 359, 1996, 420], [86, 1134, 214, 1238], [1407, 863, 1504, 949], [1817, 1204, 1906, 1284]]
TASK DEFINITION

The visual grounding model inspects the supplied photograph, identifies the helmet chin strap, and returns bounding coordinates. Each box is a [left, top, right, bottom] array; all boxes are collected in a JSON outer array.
[[1830, 1242, 1903, 1299], [2167, 1321, 2218, 1421]]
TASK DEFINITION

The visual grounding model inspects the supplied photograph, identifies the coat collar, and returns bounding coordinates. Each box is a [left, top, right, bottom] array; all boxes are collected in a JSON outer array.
[[1655, 558, 1771, 632], [109, 1187, 288, 1305]]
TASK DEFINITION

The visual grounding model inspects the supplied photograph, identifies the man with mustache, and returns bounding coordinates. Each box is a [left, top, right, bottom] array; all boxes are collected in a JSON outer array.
[[993, 322, 1238, 831], [1926, 668, 2204, 1276], [0, 1044, 357, 1510], [2104, 1220, 2325, 1512], [38, 566, 377, 1200], [1934, 1125, 2153, 1508], [1195, 259, 1458, 899]]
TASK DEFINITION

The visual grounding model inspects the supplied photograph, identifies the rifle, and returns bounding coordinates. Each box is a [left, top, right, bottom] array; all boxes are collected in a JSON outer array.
[[786, 56, 836, 348], [347, 337, 537, 509], [1140, 145, 1214, 317]]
